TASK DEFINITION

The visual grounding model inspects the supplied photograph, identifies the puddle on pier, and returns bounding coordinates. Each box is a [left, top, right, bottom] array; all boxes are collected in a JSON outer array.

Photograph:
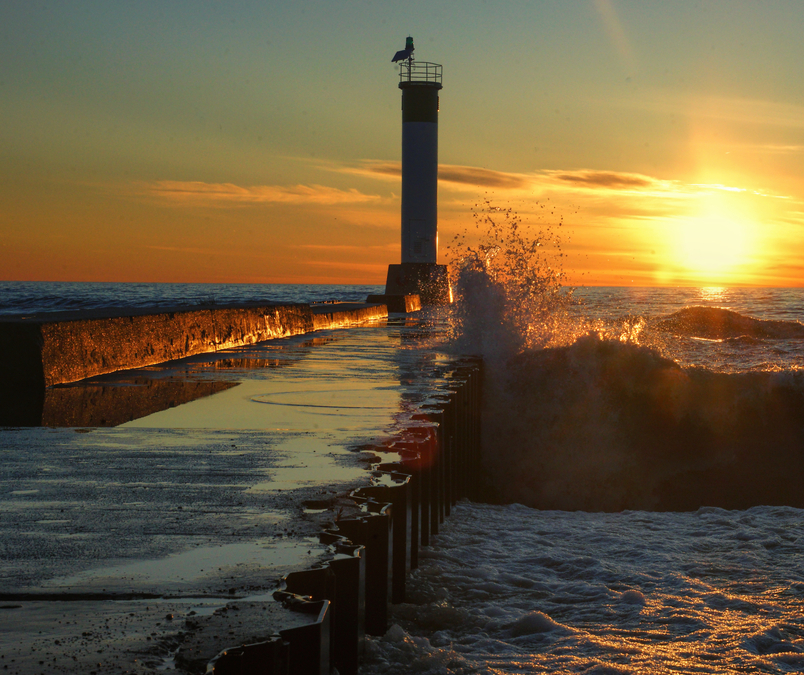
[[2, 318, 456, 603], [122, 380, 401, 431], [41, 535, 329, 593], [1, 324, 438, 431]]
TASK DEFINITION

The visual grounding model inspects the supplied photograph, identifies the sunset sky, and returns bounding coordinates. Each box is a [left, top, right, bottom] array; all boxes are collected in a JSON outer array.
[[3, 1, 804, 286]]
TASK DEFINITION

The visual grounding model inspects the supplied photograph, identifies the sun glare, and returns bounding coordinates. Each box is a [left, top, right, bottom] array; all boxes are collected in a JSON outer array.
[[673, 207, 753, 281]]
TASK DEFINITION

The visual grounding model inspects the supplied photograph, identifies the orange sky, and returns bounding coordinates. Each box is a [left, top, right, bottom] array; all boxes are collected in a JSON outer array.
[[3, 2, 804, 287]]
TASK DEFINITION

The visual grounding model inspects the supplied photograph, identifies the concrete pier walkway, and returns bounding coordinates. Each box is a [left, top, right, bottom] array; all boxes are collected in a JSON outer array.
[[0, 306, 480, 674]]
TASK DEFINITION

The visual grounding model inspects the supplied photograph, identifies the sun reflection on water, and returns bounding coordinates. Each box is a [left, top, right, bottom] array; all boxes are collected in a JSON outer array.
[[698, 286, 727, 303]]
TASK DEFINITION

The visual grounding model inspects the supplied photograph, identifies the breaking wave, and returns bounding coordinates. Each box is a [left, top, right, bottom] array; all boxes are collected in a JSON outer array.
[[654, 306, 804, 340], [447, 205, 804, 511], [481, 334, 804, 511]]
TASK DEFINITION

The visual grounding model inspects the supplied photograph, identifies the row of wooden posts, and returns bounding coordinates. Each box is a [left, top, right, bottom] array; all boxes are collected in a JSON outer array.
[[208, 358, 482, 675]]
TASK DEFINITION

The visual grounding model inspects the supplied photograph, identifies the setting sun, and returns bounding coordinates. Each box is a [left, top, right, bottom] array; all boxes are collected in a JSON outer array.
[[3, 2, 804, 288], [676, 213, 752, 276]]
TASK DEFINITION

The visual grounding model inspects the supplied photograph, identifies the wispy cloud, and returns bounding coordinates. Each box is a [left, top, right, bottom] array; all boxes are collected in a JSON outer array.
[[144, 244, 272, 259], [438, 165, 529, 189], [754, 144, 804, 155], [592, 0, 637, 72], [292, 243, 398, 252], [146, 244, 224, 255], [346, 161, 399, 180], [304, 260, 391, 272], [342, 160, 671, 193], [141, 166, 786, 225], [540, 170, 775, 202], [338, 160, 777, 205], [689, 183, 745, 193], [144, 180, 382, 205], [549, 170, 655, 189], [338, 160, 528, 189]]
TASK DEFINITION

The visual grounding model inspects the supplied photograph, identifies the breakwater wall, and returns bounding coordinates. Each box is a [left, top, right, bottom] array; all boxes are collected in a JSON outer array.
[[0, 302, 387, 388], [199, 359, 483, 675]]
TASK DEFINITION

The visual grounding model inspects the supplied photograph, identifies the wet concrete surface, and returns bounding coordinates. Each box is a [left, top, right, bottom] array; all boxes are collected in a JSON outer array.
[[0, 312, 454, 673]]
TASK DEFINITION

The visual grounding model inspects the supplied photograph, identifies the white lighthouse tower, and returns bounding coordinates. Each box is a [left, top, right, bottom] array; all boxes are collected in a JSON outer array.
[[370, 37, 451, 308]]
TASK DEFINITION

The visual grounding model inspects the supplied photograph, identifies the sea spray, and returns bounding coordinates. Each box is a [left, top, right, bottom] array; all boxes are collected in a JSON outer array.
[[446, 200, 576, 361], [445, 204, 804, 511], [444, 201, 660, 357]]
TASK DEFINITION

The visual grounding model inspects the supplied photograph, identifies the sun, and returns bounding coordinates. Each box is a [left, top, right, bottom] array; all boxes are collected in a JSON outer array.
[[670, 192, 757, 282], [677, 214, 749, 272]]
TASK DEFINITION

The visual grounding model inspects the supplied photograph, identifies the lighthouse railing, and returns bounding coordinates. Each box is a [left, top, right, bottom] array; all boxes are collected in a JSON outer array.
[[398, 61, 443, 85]]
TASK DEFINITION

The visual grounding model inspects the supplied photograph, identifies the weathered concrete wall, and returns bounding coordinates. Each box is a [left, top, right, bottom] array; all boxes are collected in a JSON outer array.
[[311, 302, 389, 330], [0, 302, 388, 388], [365, 294, 422, 313]]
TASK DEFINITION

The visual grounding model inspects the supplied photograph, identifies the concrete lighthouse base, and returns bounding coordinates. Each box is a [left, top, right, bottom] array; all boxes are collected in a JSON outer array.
[[368, 263, 452, 310]]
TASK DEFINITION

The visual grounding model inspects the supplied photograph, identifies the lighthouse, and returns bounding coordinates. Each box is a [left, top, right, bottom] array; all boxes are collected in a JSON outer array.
[[369, 37, 452, 309]]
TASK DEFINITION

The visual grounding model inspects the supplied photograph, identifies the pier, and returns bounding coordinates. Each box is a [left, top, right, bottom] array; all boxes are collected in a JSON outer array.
[[0, 301, 481, 675], [0, 302, 388, 389]]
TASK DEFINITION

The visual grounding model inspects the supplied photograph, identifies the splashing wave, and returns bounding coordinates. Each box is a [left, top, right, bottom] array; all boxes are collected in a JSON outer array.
[[446, 205, 804, 511], [481, 334, 804, 511]]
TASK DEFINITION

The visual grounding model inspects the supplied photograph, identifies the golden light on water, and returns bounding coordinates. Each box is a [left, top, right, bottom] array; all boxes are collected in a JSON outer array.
[[698, 286, 727, 303]]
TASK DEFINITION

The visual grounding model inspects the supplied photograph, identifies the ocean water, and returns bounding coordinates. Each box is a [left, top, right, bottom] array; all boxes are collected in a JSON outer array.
[[572, 286, 804, 373], [0, 281, 384, 315], [363, 502, 804, 674], [371, 283, 804, 674], [3, 281, 804, 673], [475, 287, 804, 512]]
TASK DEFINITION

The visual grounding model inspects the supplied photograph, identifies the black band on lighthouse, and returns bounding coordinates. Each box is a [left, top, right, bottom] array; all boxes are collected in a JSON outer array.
[[400, 83, 441, 124]]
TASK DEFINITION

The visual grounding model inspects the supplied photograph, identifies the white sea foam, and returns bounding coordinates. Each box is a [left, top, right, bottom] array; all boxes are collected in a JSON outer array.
[[360, 501, 804, 674]]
